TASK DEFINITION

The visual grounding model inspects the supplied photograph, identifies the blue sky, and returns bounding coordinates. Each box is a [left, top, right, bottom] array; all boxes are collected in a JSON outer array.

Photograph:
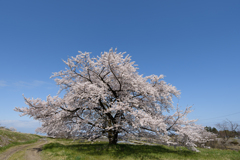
[[0, 0, 239, 134]]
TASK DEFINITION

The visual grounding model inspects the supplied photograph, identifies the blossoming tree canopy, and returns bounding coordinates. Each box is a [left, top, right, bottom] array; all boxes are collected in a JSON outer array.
[[15, 48, 214, 150]]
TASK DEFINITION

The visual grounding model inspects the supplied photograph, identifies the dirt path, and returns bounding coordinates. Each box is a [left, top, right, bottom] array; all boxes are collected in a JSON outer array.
[[0, 138, 48, 160], [24, 139, 47, 160]]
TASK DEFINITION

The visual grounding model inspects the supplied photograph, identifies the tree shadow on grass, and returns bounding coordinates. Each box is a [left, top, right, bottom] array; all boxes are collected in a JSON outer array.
[[43, 142, 197, 159]]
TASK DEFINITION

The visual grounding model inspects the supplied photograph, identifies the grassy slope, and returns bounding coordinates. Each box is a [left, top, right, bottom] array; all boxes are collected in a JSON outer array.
[[41, 139, 240, 160], [0, 127, 42, 153]]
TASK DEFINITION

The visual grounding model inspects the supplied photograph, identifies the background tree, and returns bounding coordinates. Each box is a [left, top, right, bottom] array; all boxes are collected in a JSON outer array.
[[9, 127, 17, 132], [205, 126, 218, 134], [15, 48, 214, 151], [216, 119, 239, 148]]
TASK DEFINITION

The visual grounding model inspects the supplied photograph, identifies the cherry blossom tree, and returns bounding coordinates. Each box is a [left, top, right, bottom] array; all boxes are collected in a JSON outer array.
[[15, 48, 214, 151], [9, 127, 17, 132]]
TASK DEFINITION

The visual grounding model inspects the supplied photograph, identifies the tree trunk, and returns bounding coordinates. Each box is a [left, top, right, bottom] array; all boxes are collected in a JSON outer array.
[[108, 130, 118, 145]]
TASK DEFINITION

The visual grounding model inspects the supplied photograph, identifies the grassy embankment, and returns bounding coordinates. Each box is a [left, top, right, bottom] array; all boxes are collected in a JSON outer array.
[[0, 127, 42, 153], [40, 138, 240, 160]]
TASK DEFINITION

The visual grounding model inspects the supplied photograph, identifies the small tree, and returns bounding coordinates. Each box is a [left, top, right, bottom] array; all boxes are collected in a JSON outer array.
[[9, 127, 17, 132], [15, 48, 213, 151], [216, 119, 239, 148]]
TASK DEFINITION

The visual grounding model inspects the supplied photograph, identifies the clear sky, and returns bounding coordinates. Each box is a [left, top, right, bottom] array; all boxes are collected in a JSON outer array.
[[0, 0, 239, 134]]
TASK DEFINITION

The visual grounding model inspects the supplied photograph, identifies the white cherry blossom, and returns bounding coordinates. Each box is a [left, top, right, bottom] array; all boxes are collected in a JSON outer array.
[[15, 48, 214, 151]]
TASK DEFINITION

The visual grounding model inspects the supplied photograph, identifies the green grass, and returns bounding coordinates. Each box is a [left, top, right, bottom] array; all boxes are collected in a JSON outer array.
[[0, 128, 42, 153], [41, 140, 240, 160]]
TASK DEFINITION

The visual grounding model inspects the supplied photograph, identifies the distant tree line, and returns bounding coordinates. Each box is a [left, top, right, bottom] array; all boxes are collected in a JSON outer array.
[[204, 126, 218, 134], [205, 126, 240, 138], [204, 120, 240, 149]]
